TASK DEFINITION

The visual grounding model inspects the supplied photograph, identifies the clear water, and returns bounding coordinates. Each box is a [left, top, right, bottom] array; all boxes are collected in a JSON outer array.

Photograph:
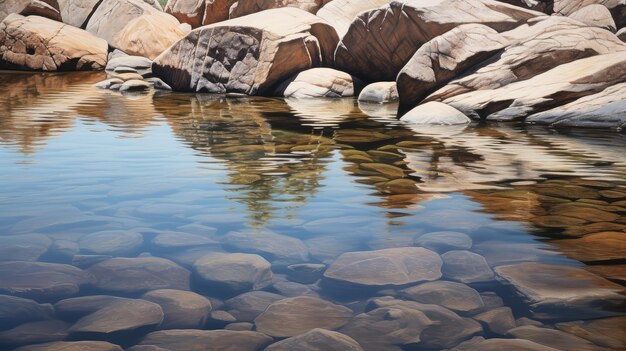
[[0, 71, 625, 350]]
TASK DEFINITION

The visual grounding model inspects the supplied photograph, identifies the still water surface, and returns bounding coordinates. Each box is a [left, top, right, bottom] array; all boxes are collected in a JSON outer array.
[[0, 71, 624, 350]]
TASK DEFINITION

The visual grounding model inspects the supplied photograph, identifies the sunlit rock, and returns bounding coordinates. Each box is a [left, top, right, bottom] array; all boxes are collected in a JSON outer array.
[[358, 82, 398, 104], [324, 247, 442, 288], [275, 68, 362, 98], [0, 0, 61, 22], [230, 0, 331, 18], [142, 289, 212, 329], [254, 296, 352, 337], [400, 102, 471, 125], [193, 252, 273, 294], [88, 257, 191, 294], [316, 0, 389, 38], [569, 4, 617, 31]]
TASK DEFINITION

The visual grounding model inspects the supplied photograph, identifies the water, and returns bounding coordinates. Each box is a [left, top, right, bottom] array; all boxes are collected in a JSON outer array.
[[0, 71, 625, 350]]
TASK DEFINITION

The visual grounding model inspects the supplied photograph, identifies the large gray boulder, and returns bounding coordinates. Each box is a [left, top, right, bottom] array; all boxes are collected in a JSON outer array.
[[0, 14, 108, 71], [334, 0, 541, 82], [153, 7, 339, 94]]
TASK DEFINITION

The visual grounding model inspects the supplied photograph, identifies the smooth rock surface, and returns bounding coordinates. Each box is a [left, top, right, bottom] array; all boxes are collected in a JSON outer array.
[[14, 341, 123, 351], [193, 252, 273, 294], [54, 295, 131, 319], [400, 102, 471, 125], [265, 328, 364, 351], [57, 0, 101, 28], [507, 325, 606, 351], [473, 307, 516, 335], [68, 299, 164, 334], [221, 230, 309, 266], [0, 295, 54, 330], [223, 291, 285, 322], [358, 82, 398, 104], [78, 230, 144, 256], [120, 79, 151, 92], [88, 257, 191, 294], [442, 250, 495, 283], [254, 296, 353, 337], [230, 0, 331, 18], [569, 4, 617, 31], [142, 289, 212, 329], [152, 7, 339, 94], [286, 263, 325, 283], [138, 329, 273, 351], [0, 14, 108, 71], [276, 68, 361, 98], [449, 338, 561, 351], [414, 231, 472, 253], [0, 320, 68, 347], [400, 281, 484, 313], [316, 0, 389, 38], [0, 234, 52, 261], [324, 247, 442, 288], [0, 0, 61, 22]]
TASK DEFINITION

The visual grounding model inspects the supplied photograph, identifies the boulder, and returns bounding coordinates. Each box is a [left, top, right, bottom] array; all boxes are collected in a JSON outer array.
[[57, 0, 100, 28], [0, 261, 91, 301], [265, 328, 365, 351], [400, 281, 484, 313], [316, 0, 390, 38], [526, 83, 626, 129], [396, 24, 508, 113], [221, 230, 309, 266], [495, 262, 626, 319], [400, 102, 470, 125], [473, 307, 516, 335], [569, 4, 617, 31], [152, 7, 339, 94], [334, 0, 541, 82], [193, 252, 273, 294], [230, 0, 331, 19], [553, 0, 624, 17], [0, 0, 61, 22], [223, 291, 285, 322], [0, 295, 54, 330], [254, 296, 353, 337], [324, 247, 442, 288], [142, 289, 212, 329], [358, 82, 398, 104], [442, 250, 494, 284], [165, 0, 238, 27], [86, 0, 186, 60], [275, 68, 362, 98], [78, 230, 144, 256], [54, 295, 131, 319], [13, 341, 123, 351], [0, 234, 52, 261], [138, 330, 273, 351], [88, 257, 191, 294], [68, 299, 164, 334], [0, 320, 69, 347], [414, 231, 472, 253], [0, 14, 108, 71], [427, 16, 626, 105], [506, 325, 606, 351], [440, 52, 626, 121]]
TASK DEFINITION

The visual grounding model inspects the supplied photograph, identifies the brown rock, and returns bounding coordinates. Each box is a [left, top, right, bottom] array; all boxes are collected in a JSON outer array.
[[0, 14, 108, 71], [474, 307, 516, 335], [138, 329, 273, 351], [142, 289, 212, 329], [556, 316, 626, 349], [400, 281, 484, 313], [0, 0, 61, 22], [13, 341, 123, 351], [193, 252, 273, 294], [68, 299, 163, 334], [230, 0, 331, 19], [549, 232, 626, 262], [265, 328, 364, 351], [316, 0, 390, 38], [0, 295, 54, 330], [0, 320, 68, 347], [507, 325, 605, 351]]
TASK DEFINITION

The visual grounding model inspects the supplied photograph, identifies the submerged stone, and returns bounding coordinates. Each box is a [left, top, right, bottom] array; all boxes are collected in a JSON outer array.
[[449, 338, 562, 351], [221, 230, 309, 266], [265, 328, 365, 351], [414, 231, 472, 253], [0, 234, 52, 262], [506, 325, 605, 351], [441, 250, 494, 284], [473, 307, 516, 335], [193, 252, 273, 294], [138, 329, 273, 351], [400, 281, 484, 313], [54, 295, 131, 319], [0, 320, 69, 347], [224, 291, 285, 322], [142, 289, 212, 329], [286, 263, 326, 284], [68, 299, 164, 334], [0, 295, 54, 330], [78, 230, 144, 256]]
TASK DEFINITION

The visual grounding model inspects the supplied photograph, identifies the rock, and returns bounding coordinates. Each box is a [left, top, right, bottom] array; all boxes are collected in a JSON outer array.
[[151, 232, 217, 251], [442, 250, 494, 283], [526, 83, 626, 129], [618, 27, 626, 41], [138, 330, 273, 351], [0, 261, 91, 301], [0, 320, 69, 347], [208, 310, 237, 326], [54, 295, 131, 319], [324, 247, 442, 288], [88, 257, 191, 294], [316, 0, 390, 38], [474, 307, 516, 335], [71, 254, 112, 268], [57, 0, 100, 28], [397, 24, 508, 113], [0, 234, 52, 261], [95, 78, 124, 89], [275, 68, 362, 98], [358, 82, 398, 104], [495, 0, 551, 12], [556, 316, 626, 349], [358, 297, 483, 349], [335, 0, 541, 82], [569, 4, 617, 31], [0, 0, 61, 22], [223, 291, 285, 322], [221, 230, 309, 266], [230, 0, 331, 19], [549, 231, 626, 262], [142, 289, 212, 329], [193, 252, 273, 294], [449, 338, 561, 351], [400, 102, 471, 125], [553, 0, 625, 17], [68, 299, 163, 334], [480, 292, 504, 310], [86, 0, 186, 60], [254, 296, 353, 337], [13, 341, 123, 351], [120, 79, 151, 92], [286, 263, 325, 283], [272, 281, 318, 297], [0, 295, 54, 330], [152, 7, 339, 94], [114, 66, 139, 74], [0, 14, 108, 71], [495, 262, 625, 319], [400, 281, 484, 313], [146, 77, 172, 90], [165, 0, 238, 27], [265, 328, 365, 351], [127, 346, 171, 351], [78, 230, 144, 256], [47, 240, 79, 261], [507, 325, 605, 351], [106, 56, 152, 73], [414, 231, 472, 253], [224, 322, 253, 331]]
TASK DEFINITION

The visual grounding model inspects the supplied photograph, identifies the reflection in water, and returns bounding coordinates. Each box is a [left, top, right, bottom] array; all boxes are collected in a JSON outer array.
[[0, 72, 625, 350]]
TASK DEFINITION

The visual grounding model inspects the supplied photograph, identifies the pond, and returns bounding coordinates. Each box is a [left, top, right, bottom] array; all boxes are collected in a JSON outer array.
[[0, 71, 625, 351]]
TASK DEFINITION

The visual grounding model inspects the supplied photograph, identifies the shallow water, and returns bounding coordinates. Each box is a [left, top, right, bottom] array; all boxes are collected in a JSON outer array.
[[0, 71, 625, 350]]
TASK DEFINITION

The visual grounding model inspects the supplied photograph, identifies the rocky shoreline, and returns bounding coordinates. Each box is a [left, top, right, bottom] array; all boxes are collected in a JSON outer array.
[[0, 0, 625, 129]]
